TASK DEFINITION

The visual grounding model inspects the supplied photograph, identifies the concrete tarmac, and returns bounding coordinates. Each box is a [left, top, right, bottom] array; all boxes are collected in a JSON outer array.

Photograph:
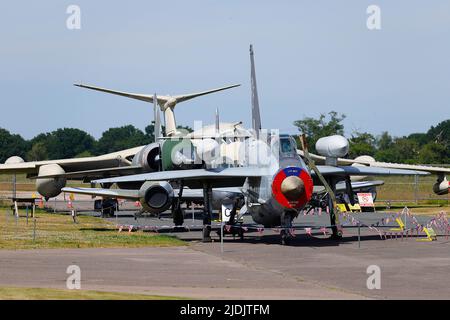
[[0, 215, 449, 299], [1, 201, 449, 299]]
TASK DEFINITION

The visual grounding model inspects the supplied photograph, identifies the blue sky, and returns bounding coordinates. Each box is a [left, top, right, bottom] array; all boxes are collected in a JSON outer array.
[[0, 1, 449, 139]]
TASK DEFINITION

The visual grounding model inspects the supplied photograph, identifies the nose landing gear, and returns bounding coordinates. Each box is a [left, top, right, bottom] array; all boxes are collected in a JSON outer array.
[[280, 210, 294, 246]]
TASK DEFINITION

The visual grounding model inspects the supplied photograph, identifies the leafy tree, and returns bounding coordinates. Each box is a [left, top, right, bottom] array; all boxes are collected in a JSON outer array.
[[26, 142, 48, 161], [375, 137, 420, 163], [417, 142, 450, 164], [95, 125, 148, 154], [145, 123, 193, 143], [0, 128, 29, 163], [427, 119, 450, 147], [407, 133, 429, 147], [75, 150, 94, 158], [293, 111, 346, 153], [376, 131, 393, 151], [348, 131, 376, 158], [30, 128, 95, 159]]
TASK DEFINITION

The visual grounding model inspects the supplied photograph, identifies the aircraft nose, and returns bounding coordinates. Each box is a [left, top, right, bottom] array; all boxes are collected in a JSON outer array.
[[280, 175, 305, 201]]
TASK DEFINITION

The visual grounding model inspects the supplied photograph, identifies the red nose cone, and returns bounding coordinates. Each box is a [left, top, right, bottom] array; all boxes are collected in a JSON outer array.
[[272, 167, 313, 209]]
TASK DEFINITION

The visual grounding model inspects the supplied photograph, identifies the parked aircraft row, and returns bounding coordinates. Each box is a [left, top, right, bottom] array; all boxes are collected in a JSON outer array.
[[1, 45, 448, 244]]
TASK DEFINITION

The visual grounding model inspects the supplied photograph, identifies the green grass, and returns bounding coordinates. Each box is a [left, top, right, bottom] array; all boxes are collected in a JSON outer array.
[[0, 287, 185, 300], [375, 175, 449, 203], [0, 209, 185, 250]]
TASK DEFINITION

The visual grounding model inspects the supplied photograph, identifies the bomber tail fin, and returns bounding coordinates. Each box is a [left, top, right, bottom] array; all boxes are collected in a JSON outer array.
[[75, 83, 240, 136], [153, 93, 162, 142]]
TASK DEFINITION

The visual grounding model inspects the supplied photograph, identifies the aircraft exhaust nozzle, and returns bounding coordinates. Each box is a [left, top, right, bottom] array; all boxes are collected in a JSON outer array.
[[280, 176, 305, 201]]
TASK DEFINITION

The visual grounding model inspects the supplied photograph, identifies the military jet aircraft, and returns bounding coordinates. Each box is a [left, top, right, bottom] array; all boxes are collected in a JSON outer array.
[[0, 84, 240, 202], [62, 45, 436, 245]]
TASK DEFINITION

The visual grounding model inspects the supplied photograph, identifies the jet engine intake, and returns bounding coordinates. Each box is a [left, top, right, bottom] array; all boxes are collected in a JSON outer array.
[[138, 181, 174, 214], [131, 143, 161, 172], [36, 164, 67, 199]]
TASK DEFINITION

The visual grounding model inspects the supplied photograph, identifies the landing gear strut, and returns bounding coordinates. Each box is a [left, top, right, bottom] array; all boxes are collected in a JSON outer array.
[[280, 210, 294, 246], [172, 181, 184, 228], [202, 182, 213, 242], [327, 178, 342, 240]]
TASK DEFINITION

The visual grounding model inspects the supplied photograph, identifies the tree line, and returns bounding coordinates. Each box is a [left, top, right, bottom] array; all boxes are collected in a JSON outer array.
[[0, 124, 192, 163], [0, 113, 449, 164], [294, 112, 450, 164]]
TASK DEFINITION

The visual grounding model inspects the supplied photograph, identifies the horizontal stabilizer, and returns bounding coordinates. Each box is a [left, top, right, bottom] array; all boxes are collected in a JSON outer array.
[[75, 83, 240, 109]]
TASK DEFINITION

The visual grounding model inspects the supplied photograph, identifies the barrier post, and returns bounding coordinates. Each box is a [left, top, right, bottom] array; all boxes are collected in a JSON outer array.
[[33, 216, 36, 242], [358, 222, 361, 248], [221, 221, 224, 254]]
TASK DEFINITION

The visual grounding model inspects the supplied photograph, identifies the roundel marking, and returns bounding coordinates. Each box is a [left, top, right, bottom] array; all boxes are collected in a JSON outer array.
[[272, 166, 313, 209]]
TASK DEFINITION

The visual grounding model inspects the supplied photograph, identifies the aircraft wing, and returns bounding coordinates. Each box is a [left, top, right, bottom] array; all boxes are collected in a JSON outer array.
[[298, 150, 450, 174], [314, 165, 429, 177], [345, 180, 384, 190], [314, 180, 384, 194], [30, 166, 144, 180], [0, 146, 144, 176], [62, 186, 243, 201], [93, 167, 272, 186], [62, 187, 140, 200], [91, 165, 425, 188], [351, 161, 450, 174]]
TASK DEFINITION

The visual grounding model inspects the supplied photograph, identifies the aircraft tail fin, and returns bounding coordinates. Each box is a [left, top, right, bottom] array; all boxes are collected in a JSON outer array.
[[75, 82, 240, 137], [215, 108, 220, 135], [250, 45, 262, 137], [153, 93, 162, 142]]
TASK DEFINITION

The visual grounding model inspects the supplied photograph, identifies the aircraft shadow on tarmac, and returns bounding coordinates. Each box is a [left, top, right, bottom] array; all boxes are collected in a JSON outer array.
[[177, 233, 386, 247]]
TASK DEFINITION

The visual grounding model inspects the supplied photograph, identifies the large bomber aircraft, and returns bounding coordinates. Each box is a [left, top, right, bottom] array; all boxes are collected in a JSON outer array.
[[62, 45, 449, 244], [0, 84, 241, 202]]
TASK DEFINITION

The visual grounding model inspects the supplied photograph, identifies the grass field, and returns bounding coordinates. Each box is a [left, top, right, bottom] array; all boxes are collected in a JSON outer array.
[[375, 175, 449, 204], [0, 287, 185, 300], [0, 208, 185, 250]]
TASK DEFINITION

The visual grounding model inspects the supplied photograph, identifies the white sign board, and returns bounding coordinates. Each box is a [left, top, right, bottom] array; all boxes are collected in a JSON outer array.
[[221, 204, 233, 222], [357, 193, 374, 207]]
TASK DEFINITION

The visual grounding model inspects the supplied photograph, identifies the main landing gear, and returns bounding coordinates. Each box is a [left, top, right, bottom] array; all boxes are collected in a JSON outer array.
[[202, 182, 213, 243], [327, 178, 343, 240], [172, 181, 186, 231]]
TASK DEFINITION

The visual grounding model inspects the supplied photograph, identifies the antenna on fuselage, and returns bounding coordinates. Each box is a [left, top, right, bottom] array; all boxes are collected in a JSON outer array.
[[250, 44, 262, 138]]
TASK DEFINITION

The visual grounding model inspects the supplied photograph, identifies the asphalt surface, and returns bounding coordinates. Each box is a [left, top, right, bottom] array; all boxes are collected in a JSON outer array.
[[1, 207, 449, 299]]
